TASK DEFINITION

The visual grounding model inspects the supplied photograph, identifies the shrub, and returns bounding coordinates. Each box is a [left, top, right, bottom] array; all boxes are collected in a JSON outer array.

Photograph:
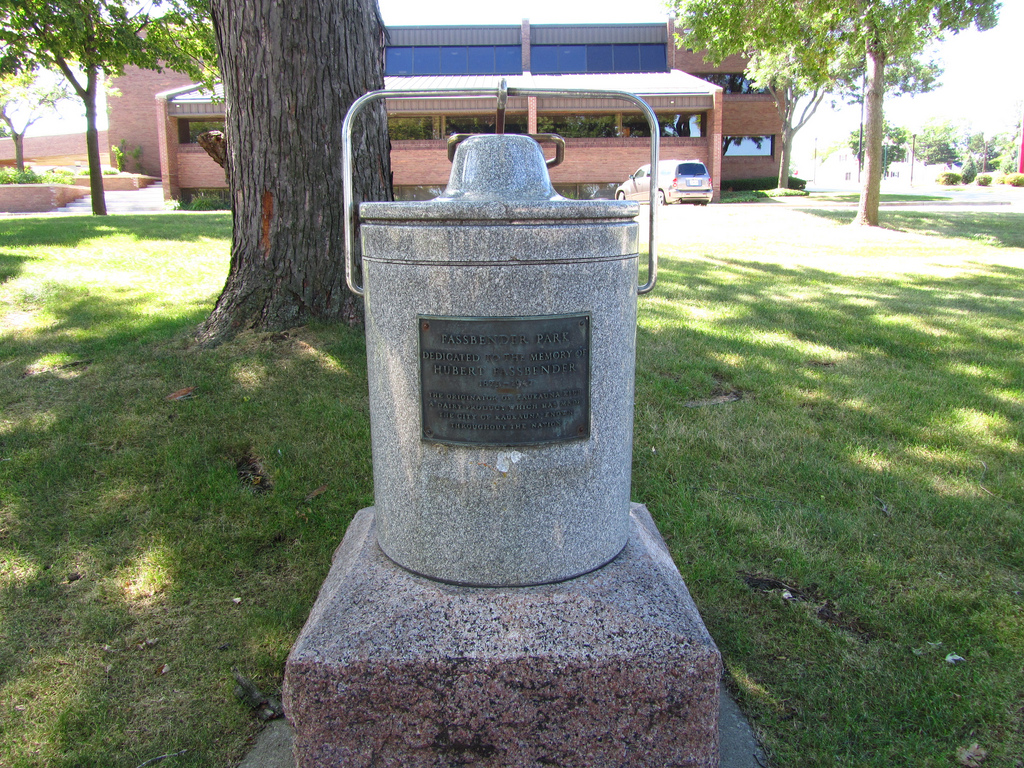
[[112, 141, 126, 172], [41, 169, 75, 185], [180, 192, 230, 211], [1004, 173, 1024, 188], [936, 171, 961, 186], [976, 174, 992, 187], [961, 156, 977, 185], [723, 176, 807, 191], [0, 167, 43, 184]]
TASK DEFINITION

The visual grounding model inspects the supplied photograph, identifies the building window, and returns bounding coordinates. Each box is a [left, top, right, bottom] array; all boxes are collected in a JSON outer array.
[[723, 136, 774, 157], [695, 73, 771, 95], [444, 114, 529, 135], [177, 119, 224, 144], [385, 46, 522, 76], [388, 116, 437, 140], [537, 114, 618, 138], [659, 113, 705, 138], [531, 43, 666, 74]]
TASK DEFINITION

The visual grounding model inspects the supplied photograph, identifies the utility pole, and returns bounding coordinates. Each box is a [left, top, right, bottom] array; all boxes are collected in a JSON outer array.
[[1018, 104, 1024, 173], [910, 134, 916, 187], [857, 75, 865, 183]]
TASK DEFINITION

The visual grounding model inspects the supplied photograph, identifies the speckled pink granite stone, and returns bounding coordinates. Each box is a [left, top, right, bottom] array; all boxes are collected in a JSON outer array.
[[283, 503, 721, 767]]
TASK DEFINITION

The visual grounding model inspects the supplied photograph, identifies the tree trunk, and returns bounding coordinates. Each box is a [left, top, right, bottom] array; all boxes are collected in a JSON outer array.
[[13, 132, 24, 172], [198, 0, 392, 344], [773, 87, 792, 190], [854, 42, 885, 227], [777, 128, 793, 190], [83, 67, 107, 216]]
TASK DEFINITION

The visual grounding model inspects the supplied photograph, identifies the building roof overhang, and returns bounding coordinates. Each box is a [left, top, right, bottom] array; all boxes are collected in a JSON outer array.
[[164, 70, 720, 117], [384, 71, 719, 113]]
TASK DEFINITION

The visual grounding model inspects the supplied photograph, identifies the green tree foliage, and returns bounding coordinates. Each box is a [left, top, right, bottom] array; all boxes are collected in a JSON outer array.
[[670, 0, 1000, 225], [960, 153, 977, 183], [848, 121, 910, 174], [0, 69, 74, 171], [837, 0, 999, 225], [916, 119, 966, 166], [0, 0, 215, 214], [667, 0, 851, 190]]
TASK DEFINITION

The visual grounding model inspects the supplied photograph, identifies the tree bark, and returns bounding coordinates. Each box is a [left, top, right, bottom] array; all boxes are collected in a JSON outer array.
[[198, 0, 392, 344], [854, 41, 885, 227], [55, 58, 107, 216], [82, 68, 107, 216], [10, 131, 24, 172]]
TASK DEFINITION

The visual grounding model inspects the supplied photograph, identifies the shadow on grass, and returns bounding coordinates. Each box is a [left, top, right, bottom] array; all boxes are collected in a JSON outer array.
[[0, 312, 372, 766], [633, 252, 1024, 765], [805, 208, 1024, 249], [2, 226, 1023, 765], [0, 285, 220, 362], [0, 250, 37, 284], [0, 212, 231, 249]]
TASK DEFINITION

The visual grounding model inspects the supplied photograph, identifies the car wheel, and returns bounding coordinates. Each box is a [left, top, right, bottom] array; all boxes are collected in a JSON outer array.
[[615, 191, 625, 200], [657, 190, 666, 206]]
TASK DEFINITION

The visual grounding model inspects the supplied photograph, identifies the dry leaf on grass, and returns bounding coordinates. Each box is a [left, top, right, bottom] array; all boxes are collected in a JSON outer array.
[[164, 386, 196, 401], [304, 484, 328, 501], [957, 742, 987, 767]]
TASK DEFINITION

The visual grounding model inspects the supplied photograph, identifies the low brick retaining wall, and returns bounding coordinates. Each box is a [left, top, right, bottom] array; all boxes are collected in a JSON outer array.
[[71, 174, 160, 191], [0, 184, 90, 213]]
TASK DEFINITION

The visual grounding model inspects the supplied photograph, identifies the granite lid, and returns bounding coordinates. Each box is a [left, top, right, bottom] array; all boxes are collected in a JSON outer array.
[[360, 134, 639, 222]]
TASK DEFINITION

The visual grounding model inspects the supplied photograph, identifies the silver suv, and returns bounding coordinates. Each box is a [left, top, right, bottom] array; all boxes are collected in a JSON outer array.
[[615, 159, 713, 205]]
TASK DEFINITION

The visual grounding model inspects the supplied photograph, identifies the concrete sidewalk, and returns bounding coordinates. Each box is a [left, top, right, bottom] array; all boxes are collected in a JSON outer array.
[[54, 184, 168, 214]]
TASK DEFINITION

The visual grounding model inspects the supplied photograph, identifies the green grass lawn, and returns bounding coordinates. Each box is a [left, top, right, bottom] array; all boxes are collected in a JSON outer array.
[[2, 208, 1023, 767]]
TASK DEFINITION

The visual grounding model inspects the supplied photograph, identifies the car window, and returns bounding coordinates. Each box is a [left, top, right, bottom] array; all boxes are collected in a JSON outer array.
[[676, 162, 708, 177], [634, 167, 647, 178]]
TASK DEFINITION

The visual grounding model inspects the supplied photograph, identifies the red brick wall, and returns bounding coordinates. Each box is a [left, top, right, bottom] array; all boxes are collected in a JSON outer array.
[[0, 131, 108, 168], [108, 67, 195, 176], [0, 184, 89, 212], [673, 49, 749, 75], [391, 137, 716, 187], [721, 156, 779, 182], [177, 146, 228, 189], [722, 96, 780, 136]]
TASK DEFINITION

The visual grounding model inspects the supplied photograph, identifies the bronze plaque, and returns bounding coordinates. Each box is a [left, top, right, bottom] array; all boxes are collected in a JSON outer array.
[[419, 314, 591, 445]]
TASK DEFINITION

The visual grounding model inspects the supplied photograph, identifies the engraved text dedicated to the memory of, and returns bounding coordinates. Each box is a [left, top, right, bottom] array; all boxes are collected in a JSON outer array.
[[419, 314, 591, 446]]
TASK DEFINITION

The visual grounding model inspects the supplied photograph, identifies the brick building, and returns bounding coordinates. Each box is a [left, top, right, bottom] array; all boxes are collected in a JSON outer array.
[[3, 19, 782, 203], [156, 19, 781, 202]]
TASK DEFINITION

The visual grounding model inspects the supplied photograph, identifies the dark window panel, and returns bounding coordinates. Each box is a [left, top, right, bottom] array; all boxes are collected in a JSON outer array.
[[723, 136, 774, 156], [620, 114, 652, 137], [639, 44, 666, 72], [587, 45, 614, 73], [440, 46, 468, 74], [413, 46, 441, 75], [697, 73, 770, 94], [467, 46, 495, 74], [613, 44, 640, 73], [537, 113, 618, 138], [558, 45, 586, 73], [658, 113, 704, 138], [388, 116, 435, 140], [386, 47, 413, 76], [495, 46, 522, 74], [531, 46, 559, 73]]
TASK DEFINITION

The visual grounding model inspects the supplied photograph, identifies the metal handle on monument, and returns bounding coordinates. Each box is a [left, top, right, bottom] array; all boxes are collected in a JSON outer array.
[[342, 83, 660, 298]]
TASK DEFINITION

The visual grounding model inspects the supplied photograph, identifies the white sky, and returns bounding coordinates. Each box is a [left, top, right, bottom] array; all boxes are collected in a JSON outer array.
[[32, 0, 1024, 162]]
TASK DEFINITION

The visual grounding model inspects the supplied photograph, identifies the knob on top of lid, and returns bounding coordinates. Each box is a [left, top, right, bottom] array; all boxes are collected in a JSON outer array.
[[439, 134, 560, 202]]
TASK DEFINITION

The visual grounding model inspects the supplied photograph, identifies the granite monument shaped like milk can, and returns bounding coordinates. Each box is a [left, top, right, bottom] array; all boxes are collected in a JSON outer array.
[[283, 84, 722, 767], [360, 132, 638, 587]]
